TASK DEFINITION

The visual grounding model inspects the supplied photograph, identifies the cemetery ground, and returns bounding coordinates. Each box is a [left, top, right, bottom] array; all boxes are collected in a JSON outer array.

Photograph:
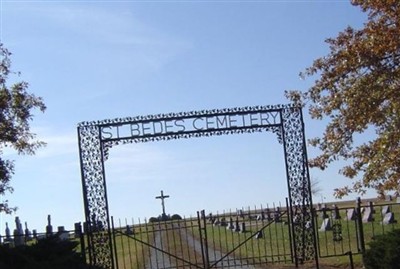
[[109, 197, 400, 269], [1, 197, 399, 268]]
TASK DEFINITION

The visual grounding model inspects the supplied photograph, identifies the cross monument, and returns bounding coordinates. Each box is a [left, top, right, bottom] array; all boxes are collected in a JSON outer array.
[[155, 190, 170, 217]]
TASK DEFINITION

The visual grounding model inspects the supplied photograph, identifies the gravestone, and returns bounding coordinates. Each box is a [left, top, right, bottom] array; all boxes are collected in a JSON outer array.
[[208, 213, 215, 223], [32, 229, 37, 239], [265, 208, 273, 221], [381, 205, 390, 215], [14, 217, 25, 246], [362, 207, 373, 223], [126, 225, 134, 235], [220, 218, 227, 227], [346, 208, 356, 221], [396, 196, 400, 203], [46, 215, 53, 236], [254, 231, 263, 239], [24, 222, 32, 241], [5, 222, 11, 242], [319, 218, 331, 231], [257, 212, 265, 221], [234, 219, 241, 232], [240, 222, 246, 233], [274, 207, 282, 222], [57, 226, 69, 240], [382, 212, 396, 225], [227, 218, 235, 230], [237, 210, 244, 218], [74, 222, 82, 238], [320, 205, 329, 219], [332, 205, 341, 220], [212, 218, 220, 226]]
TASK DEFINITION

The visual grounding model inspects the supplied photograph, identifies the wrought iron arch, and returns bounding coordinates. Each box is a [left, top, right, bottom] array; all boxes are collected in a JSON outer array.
[[77, 104, 318, 268]]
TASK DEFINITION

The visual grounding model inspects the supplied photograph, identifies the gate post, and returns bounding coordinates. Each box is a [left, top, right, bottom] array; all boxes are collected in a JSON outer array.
[[355, 198, 366, 261], [197, 210, 210, 269]]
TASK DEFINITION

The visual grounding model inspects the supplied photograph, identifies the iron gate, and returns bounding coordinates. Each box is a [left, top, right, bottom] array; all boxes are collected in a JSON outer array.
[[111, 205, 299, 269], [78, 105, 319, 268]]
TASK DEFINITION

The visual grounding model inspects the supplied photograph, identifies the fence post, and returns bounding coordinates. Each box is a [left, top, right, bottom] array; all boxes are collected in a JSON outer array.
[[355, 198, 366, 261]]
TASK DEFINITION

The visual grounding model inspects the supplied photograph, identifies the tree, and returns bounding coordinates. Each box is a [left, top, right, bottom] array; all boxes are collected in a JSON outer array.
[[0, 43, 46, 213], [286, 1, 400, 198]]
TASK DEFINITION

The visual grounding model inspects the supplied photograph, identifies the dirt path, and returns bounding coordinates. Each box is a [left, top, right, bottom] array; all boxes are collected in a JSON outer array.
[[145, 225, 257, 269]]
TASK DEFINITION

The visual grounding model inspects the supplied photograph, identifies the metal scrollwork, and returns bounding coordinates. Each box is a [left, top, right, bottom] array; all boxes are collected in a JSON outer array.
[[78, 104, 316, 268], [281, 106, 316, 262]]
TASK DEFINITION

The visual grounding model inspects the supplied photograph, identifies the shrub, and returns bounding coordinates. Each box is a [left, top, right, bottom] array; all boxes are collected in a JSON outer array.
[[0, 236, 99, 269], [364, 229, 400, 269]]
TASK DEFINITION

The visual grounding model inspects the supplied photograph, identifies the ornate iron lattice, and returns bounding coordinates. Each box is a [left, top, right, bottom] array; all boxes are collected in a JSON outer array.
[[77, 104, 317, 268], [281, 106, 316, 263]]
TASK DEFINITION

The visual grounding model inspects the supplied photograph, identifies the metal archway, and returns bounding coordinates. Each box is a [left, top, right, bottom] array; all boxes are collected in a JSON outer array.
[[77, 104, 318, 268]]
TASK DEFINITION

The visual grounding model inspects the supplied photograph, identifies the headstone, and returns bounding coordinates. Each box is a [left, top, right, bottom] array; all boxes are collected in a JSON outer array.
[[396, 196, 400, 203], [320, 205, 329, 219], [234, 219, 241, 232], [208, 213, 215, 223], [265, 208, 273, 221], [257, 212, 265, 221], [5, 222, 11, 242], [362, 207, 373, 223], [346, 208, 356, 221], [24, 222, 32, 241], [57, 226, 69, 240], [240, 222, 246, 233], [227, 218, 235, 230], [126, 225, 134, 235], [332, 205, 341, 220], [319, 218, 331, 231], [220, 218, 227, 227], [382, 212, 396, 225], [381, 205, 390, 215], [46, 215, 53, 236], [14, 217, 25, 246], [32, 229, 37, 239], [274, 207, 281, 222], [254, 231, 263, 239], [237, 210, 244, 218]]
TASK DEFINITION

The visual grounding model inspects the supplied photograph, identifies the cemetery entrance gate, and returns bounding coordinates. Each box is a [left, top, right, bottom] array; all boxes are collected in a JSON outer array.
[[77, 105, 318, 269]]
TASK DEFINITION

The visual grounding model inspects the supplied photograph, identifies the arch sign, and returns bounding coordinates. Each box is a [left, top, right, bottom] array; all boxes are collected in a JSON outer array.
[[77, 104, 318, 268]]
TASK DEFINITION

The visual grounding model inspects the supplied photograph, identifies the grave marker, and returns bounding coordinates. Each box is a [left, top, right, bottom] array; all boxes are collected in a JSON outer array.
[[46, 215, 53, 236], [362, 207, 373, 223], [254, 231, 263, 239], [382, 212, 396, 225], [346, 208, 356, 221], [155, 190, 170, 219], [319, 218, 331, 231], [381, 205, 390, 215]]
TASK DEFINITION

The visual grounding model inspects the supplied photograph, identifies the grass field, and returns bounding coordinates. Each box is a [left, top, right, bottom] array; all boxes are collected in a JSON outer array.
[[93, 198, 400, 269]]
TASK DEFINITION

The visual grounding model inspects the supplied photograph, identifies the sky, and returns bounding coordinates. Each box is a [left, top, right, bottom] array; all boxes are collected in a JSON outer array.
[[0, 0, 372, 233]]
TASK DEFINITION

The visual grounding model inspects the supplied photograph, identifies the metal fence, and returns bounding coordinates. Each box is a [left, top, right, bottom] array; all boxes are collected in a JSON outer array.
[[1, 198, 399, 269], [315, 198, 400, 262]]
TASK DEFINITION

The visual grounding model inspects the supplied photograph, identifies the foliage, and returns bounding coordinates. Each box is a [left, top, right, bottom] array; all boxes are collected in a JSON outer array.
[[0, 43, 46, 213], [364, 229, 400, 269], [0, 236, 100, 269], [285, 1, 400, 198]]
